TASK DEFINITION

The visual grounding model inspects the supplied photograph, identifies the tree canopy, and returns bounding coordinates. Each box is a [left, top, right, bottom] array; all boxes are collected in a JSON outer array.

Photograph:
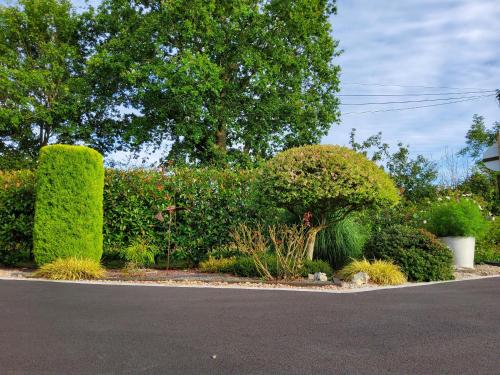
[[87, 0, 341, 165]]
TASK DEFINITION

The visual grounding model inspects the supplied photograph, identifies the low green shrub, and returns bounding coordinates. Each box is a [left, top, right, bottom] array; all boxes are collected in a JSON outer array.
[[120, 239, 159, 268], [33, 145, 104, 265], [35, 258, 105, 280], [426, 198, 489, 238], [338, 259, 406, 285], [364, 225, 454, 281], [0, 170, 35, 265], [475, 219, 500, 264], [302, 259, 333, 277], [199, 257, 238, 273], [314, 216, 368, 269]]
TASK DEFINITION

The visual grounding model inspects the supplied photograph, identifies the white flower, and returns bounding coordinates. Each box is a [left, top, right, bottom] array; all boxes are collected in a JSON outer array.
[[445, 196, 450, 200], [437, 197, 442, 201], [423, 220, 427, 224]]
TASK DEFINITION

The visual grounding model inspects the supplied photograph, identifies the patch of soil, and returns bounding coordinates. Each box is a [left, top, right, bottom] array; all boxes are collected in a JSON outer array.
[[453, 264, 500, 280]]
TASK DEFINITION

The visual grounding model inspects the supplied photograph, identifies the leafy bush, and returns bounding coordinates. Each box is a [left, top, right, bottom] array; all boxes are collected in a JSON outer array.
[[120, 239, 159, 268], [260, 145, 399, 259], [314, 216, 368, 269], [0, 170, 35, 265], [364, 225, 454, 281], [33, 145, 105, 265], [35, 258, 105, 280], [475, 219, 500, 264], [104, 168, 273, 263], [199, 257, 238, 273], [301, 259, 333, 277], [338, 259, 406, 285], [427, 198, 489, 238]]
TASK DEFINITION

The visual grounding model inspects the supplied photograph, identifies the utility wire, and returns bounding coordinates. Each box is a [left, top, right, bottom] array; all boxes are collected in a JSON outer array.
[[338, 90, 496, 97], [340, 94, 492, 106], [341, 82, 496, 91], [342, 94, 495, 116]]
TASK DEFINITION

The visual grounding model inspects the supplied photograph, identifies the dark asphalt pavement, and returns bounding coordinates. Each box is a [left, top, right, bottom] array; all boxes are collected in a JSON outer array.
[[0, 278, 499, 375]]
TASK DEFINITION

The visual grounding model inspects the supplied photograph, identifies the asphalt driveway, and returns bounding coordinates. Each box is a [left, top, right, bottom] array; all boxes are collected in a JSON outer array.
[[0, 278, 499, 374]]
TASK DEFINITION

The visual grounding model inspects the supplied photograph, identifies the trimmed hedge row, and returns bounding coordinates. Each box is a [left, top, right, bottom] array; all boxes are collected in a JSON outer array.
[[33, 145, 104, 265], [0, 170, 35, 265], [0, 167, 273, 265]]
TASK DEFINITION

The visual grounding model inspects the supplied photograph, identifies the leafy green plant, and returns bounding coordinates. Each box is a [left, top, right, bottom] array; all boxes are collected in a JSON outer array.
[[199, 257, 238, 273], [0, 170, 35, 265], [475, 219, 500, 264], [120, 239, 159, 268], [364, 225, 454, 281], [301, 259, 333, 278], [338, 259, 406, 285], [260, 145, 400, 259], [314, 216, 368, 269], [33, 145, 105, 265], [426, 198, 489, 238], [35, 258, 105, 280]]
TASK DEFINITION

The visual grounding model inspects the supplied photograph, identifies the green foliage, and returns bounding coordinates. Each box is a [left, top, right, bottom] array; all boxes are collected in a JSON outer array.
[[35, 257, 105, 280], [426, 198, 489, 238], [261, 145, 400, 223], [104, 167, 273, 263], [33, 145, 105, 265], [459, 114, 500, 160], [199, 257, 238, 274], [338, 259, 406, 285], [314, 216, 368, 269], [364, 225, 454, 281], [301, 259, 333, 278], [120, 239, 159, 268], [0, 170, 35, 265], [87, 0, 341, 164], [0, 0, 100, 164], [458, 171, 499, 216], [349, 128, 438, 202], [475, 219, 500, 264]]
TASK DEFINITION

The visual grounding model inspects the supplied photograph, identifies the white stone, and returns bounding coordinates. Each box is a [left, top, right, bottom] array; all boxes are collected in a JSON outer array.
[[307, 273, 315, 280], [352, 272, 370, 285], [314, 272, 328, 282]]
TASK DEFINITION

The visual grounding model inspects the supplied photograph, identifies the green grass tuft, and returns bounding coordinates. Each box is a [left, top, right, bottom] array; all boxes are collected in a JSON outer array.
[[35, 258, 106, 280], [338, 259, 407, 285]]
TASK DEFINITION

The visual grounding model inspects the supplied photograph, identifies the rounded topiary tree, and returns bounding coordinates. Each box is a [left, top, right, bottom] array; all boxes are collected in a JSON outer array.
[[260, 145, 400, 259], [33, 145, 104, 265]]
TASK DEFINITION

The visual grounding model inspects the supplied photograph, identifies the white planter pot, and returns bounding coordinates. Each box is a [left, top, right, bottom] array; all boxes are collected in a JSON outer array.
[[439, 236, 475, 269]]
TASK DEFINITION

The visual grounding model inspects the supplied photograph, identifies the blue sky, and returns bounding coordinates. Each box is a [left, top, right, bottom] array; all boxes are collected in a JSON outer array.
[[330, 0, 500, 159]]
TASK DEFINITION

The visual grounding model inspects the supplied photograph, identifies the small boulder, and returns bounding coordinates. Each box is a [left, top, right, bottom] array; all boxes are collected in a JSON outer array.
[[307, 273, 315, 281], [332, 277, 345, 287], [314, 272, 328, 282], [352, 272, 370, 285]]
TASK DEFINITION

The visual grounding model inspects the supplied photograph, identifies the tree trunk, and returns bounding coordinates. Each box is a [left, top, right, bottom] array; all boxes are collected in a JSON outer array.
[[305, 226, 325, 260], [215, 125, 226, 151]]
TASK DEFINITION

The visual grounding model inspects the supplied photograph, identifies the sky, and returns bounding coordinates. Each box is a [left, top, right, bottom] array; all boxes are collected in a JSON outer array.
[[330, 0, 500, 159]]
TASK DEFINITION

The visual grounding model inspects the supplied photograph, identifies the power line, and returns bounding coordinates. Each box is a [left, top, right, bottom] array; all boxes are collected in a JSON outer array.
[[341, 82, 496, 91], [342, 94, 495, 116], [340, 94, 492, 106], [338, 90, 496, 97]]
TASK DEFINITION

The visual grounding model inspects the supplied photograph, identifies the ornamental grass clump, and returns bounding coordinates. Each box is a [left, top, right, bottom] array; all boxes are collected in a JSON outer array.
[[338, 259, 406, 285], [35, 258, 105, 280], [199, 257, 238, 273]]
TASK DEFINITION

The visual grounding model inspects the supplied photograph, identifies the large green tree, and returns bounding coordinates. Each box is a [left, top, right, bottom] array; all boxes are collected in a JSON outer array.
[[0, 0, 95, 169], [88, 0, 341, 164]]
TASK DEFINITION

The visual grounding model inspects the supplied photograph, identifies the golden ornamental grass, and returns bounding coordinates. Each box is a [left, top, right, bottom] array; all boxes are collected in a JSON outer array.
[[338, 259, 407, 285], [35, 258, 106, 280]]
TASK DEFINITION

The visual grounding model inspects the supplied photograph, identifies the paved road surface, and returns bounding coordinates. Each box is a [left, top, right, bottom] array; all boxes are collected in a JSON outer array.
[[0, 278, 499, 374]]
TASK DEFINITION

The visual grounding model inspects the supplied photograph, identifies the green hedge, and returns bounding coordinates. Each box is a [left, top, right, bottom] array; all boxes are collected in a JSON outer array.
[[0, 170, 35, 265], [104, 168, 273, 262], [364, 224, 454, 281], [33, 145, 104, 265]]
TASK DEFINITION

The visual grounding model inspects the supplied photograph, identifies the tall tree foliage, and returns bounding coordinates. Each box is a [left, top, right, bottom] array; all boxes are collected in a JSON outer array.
[[87, 0, 341, 164], [0, 0, 92, 168]]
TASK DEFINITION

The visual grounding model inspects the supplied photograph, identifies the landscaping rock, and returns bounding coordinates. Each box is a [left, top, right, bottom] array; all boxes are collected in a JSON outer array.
[[352, 272, 370, 285], [313, 272, 328, 282], [332, 277, 346, 287], [308, 274, 315, 281]]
